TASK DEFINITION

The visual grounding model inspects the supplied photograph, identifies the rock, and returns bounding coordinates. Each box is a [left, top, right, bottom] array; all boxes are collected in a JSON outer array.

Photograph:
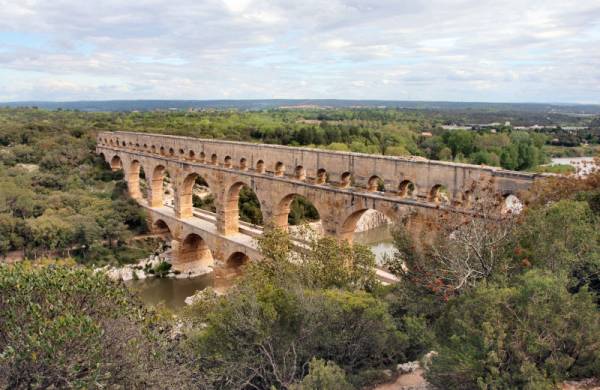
[[397, 361, 419, 374], [120, 267, 134, 281], [185, 287, 221, 306], [420, 351, 438, 371]]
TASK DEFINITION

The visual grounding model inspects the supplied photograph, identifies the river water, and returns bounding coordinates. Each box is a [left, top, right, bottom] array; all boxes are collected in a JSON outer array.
[[128, 226, 396, 311]]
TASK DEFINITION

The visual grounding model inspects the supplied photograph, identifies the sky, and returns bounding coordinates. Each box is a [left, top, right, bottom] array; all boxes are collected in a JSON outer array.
[[0, 0, 599, 103]]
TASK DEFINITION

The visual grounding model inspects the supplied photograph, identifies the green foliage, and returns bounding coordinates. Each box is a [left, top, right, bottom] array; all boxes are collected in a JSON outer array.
[[0, 263, 188, 389], [426, 271, 600, 389], [291, 358, 353, 390]]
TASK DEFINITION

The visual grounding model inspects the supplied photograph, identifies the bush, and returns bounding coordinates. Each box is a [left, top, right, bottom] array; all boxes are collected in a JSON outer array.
[[426, 271, 600, 389], [291, 358, 352, 390]]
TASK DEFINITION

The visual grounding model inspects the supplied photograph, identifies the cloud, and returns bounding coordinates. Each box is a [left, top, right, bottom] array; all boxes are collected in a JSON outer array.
[[0, 0, 599, 102]]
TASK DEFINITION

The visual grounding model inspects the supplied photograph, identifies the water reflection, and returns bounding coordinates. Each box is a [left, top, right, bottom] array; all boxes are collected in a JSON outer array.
[[353, 224, 396, 266], [126, 273, 213, 311]]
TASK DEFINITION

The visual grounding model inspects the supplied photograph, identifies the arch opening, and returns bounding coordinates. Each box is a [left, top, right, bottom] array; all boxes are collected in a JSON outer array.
[[110, 155, 123, 171], [149, 165, 173, 208], [316, 168, 328, 184], [180, 172, 212, 218], [429, 184, 450, 204], [256, 159, 265, 173], [368, 175, 385, 192], [188, 150, 196, 160], [210, 153, 218, 165], [199, 152, 206, 163], [295, 165, 306, 180], [340, 208, 394, 265], [275, 161, 285, 176], [168, 148, 175, 157], [239, 157, 247, 170], [340, 171, 352, 188], [399, 180, 416, 198], [179, 233, 214, 270], [224, 182, 263, 234], [274, 194, 321, 235], [127, 160, 147, 200], [224, 156, 232, 168], [226, 251, 249, 269]]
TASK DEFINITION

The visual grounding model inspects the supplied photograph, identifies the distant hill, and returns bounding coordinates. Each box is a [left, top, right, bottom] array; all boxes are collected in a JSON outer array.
[[2, 99, 600, 115]]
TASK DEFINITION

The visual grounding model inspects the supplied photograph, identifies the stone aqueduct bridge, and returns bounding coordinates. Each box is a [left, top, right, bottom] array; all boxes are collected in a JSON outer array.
[[97, 131, 543, 275]]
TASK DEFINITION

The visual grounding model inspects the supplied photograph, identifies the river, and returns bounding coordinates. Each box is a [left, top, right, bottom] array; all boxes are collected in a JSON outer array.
[[127, 227, 396, 311]]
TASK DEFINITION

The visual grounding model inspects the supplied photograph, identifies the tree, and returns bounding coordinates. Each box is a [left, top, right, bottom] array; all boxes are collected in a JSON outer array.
[[291, 358, 352, 390], [0, 263, 190, 389]]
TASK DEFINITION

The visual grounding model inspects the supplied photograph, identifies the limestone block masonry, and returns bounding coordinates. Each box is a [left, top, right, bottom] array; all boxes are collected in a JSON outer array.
[[97, 131, 546, 274]]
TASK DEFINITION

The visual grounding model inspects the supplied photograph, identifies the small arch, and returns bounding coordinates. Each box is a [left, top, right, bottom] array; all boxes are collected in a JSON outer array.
[[226, 252, 249, 269], [109, 139, 114, 146], [224, 155, 232, 168], [168, 148, 175, 157], [179, 233, 214, 270], [160, 146, 165, 156], [429, 184, 449, 204], [151, 145, 156, 154], [340, 172, 352, 188], [295, 165, 306, 180], [398, 180, 416, 198], [135, 143, 140, 148], [239, 157, 248, 170], [152, 219, 172, 237], [143, 143, 147, 149], [367, 175, 385, 192], [275, 161, 285, 176], [256, 160, 265, 173], [210, 153, 218, 165], [188, 150, 196, 160], [199, 151, 206, 163], [179, 148, 185, 156], [316, 168, 327, 184], [122, 141, 126, 147]]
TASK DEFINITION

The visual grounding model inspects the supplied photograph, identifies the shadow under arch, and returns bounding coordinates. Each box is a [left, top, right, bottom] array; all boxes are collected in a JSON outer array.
[[149, 164, 174, 208], [178, 233, 214, 271]]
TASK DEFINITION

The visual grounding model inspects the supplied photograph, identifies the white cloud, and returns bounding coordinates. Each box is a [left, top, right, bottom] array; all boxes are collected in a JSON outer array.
[[0, 0, 599, 102]]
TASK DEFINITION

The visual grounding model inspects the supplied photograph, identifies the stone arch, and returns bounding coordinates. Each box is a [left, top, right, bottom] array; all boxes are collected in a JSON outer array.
[[179, 172, 211, 219], [429, 184, 449, 204], [316, 168, 327, 184], [256, 159, 265, 173], [224, 155, 232, 168], [127, 160, 143, 199], [273, 193, 321, 231], [226, 251, 249, 269], [295, 165, 306, 180], [160, 146, 165, 156], [110, 155, 123, 171], [177, 233, 214, 271], [188, 150, 196, 160], [339, 207, 393, 243], [121, 141, 126, 147], [168, 148, 175, 157], [178, 148, 185, 158], [148, 164, 172, 207], [398, 180, 416, 198], [152, 219, 173, 237], [275, 161, 285, 176], [210, 153, 218, 165], [367, 175, 384, 192], [223, 180, 263, 234], [199, 151, 206, 163], [151, 145, 156, 154], [239, 157, 248, 170], [340, 171, 352, 188]]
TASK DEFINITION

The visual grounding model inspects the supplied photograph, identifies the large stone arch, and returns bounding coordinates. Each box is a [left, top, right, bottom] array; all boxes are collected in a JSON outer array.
[[110, 155, 123, 171], [178, 171, 213, 219], [337, 204, 402, 242], [148, 163, 174, 208], [127, 160, 143, 199], [174, 233, 214, 274], [220, 177, 257, 235], [271, 192, 322, 231]]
